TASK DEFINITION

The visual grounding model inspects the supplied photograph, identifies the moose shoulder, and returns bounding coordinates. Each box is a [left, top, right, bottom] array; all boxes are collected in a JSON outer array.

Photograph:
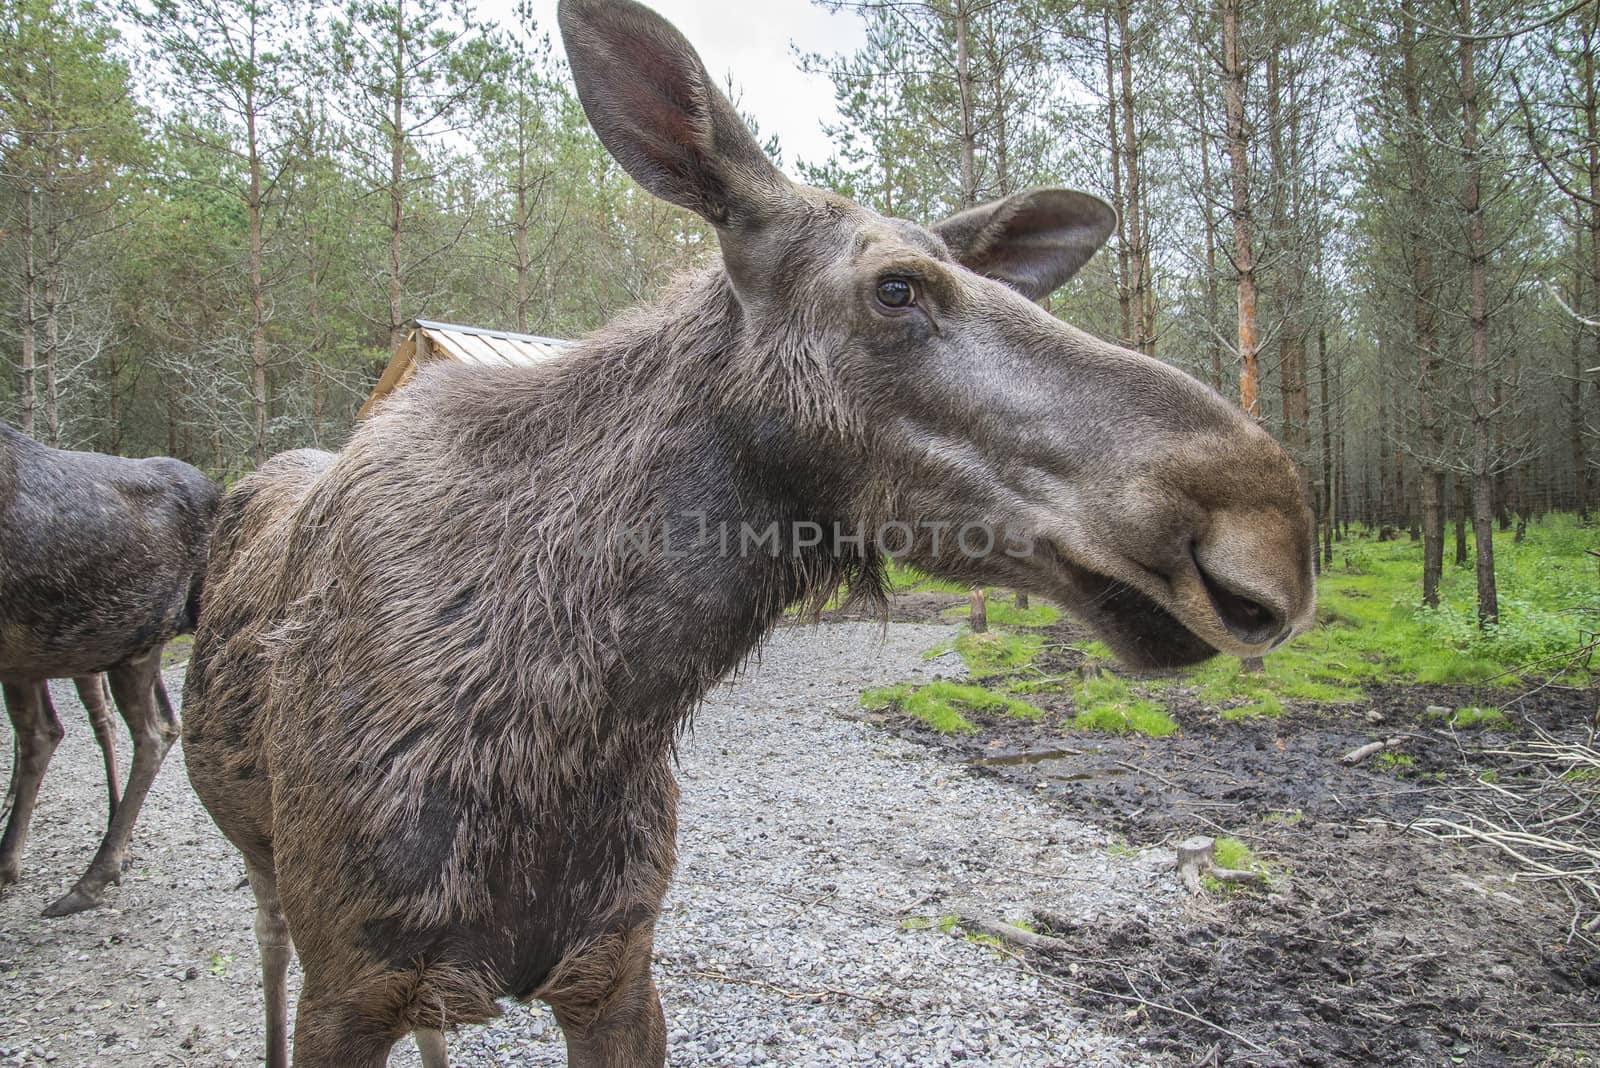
[[181, 0, 1315, 1065]]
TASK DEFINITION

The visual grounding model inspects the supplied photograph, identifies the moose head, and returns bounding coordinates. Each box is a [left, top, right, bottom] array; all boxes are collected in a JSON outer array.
[[561, 0, 1314, 668]]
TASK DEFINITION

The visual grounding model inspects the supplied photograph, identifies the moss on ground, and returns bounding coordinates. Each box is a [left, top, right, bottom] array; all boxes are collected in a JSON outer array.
[[861, 680, 1042, 734], [1068, 671, 1179, 737], [1202, 836, 1276, 893]]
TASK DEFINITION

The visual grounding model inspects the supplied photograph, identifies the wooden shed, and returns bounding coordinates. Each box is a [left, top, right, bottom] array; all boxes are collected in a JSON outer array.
[[360, 319, 572, 417]]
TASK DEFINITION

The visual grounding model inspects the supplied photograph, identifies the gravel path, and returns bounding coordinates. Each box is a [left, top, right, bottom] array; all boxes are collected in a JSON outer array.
[[0, 622, 1176, 1067]]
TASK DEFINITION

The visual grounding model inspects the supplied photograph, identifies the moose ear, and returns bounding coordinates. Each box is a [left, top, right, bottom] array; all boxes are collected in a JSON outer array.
[[558, 0, 790, 229], [932, 189, 1117, 300]]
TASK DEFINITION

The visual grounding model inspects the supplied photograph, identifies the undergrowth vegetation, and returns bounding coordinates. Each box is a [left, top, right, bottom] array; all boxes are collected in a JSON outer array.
[[1319, 515, 1596, 685], [861, 516, 1597, 735]]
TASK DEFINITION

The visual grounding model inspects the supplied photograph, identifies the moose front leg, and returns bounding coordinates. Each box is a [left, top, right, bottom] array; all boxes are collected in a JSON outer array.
[[44, 652, 177, 917], [549, 923, 667, 1068], [0, 681, 65, 888]]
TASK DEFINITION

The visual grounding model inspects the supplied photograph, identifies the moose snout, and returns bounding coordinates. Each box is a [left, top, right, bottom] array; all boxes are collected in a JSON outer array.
[[1186, 507, 1314, 653]]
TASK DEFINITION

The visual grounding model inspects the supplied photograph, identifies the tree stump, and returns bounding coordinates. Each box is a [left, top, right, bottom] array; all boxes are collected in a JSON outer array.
[[969, 588, 988, 633], [1176, 836, 1215, 894]]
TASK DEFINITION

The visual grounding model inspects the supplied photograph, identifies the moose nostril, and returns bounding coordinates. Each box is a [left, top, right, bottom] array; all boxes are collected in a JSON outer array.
[[1194, 561, 1285, 646]]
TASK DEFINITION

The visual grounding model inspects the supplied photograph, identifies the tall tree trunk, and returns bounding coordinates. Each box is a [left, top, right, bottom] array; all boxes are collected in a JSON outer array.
[[1376, 344, 1392, 526], [1581, 20, 1599, 521], [1393, 398, 1407, 533], [247, 89, 268, 467], [516, 119, 531, 333], [306, 219, 326, 445], [991, 63, 1009, 198], [1104, 8, 1131, 343], [387, 0, 407, 355], [1454, 474, 1468, 565], [107, 346, 121, 453], [1201, 120, 1222, 392], [1190, 13, 1223, 393], [1264, 36, 1308, 453], [954, 1, 976, 209], [1335, 350, 1347, 538], [1116, 0, 1151, 353], [1575, 238, 1591, 521], [1319, 324, 1333, 566], [18, 186, 35, 438], [1401, 0, 1445, 603], [1459, 0, 1497, 625], [42, 183, 61, 447], [1220, 0, 1259, 418]]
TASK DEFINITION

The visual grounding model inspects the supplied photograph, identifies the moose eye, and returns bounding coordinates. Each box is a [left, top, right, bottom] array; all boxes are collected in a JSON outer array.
[[875, 277, 917, 309]]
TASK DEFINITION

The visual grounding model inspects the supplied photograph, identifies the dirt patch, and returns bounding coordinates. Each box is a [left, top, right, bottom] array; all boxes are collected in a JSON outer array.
[[872, 618, 1600, 1065]]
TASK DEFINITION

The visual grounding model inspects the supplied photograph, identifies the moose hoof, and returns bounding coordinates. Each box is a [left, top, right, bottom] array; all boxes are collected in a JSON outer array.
[[0, 864, 19, 888], [42, 884, 106, 918]]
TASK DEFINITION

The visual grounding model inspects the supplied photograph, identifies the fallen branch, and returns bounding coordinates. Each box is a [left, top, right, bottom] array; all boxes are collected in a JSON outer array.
[[956, 914, 1072, 953], [1341, 736, 1408, 766], [1382, 724, 1600, 940]]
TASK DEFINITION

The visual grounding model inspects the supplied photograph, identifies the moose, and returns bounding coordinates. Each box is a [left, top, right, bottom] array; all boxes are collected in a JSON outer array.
[[0, 420, 218, 917], [181, 0, 1316, 1063]]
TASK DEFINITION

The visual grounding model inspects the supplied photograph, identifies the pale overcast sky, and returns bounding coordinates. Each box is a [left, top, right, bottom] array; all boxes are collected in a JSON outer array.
[[498, 0, 867, 171]]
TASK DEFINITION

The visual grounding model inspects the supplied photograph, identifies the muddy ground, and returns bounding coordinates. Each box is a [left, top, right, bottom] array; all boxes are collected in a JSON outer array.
[[829, 593, 1600, 1067]]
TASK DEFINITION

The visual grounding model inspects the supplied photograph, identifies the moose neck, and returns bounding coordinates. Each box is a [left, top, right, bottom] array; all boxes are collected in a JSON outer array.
[[403, 270, 880, 758], [567, 273, 879, 705]]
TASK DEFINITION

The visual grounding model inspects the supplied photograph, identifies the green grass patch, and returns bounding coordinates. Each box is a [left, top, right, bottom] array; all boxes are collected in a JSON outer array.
[[955, 630, 1044, 677], [1161, 516, 1598, 709], [1425, 705, 1509, 729], [1305, 517, 1597, 685], [1072, 639, 1117, 661], [1376, 751, 1415, 769], [884, 561, 969, 595], [861, 680, 1043, 734], [1181, 635, 1371, 720], [1069, 671, 1179, 736], [1202, 836, 1275, 892]]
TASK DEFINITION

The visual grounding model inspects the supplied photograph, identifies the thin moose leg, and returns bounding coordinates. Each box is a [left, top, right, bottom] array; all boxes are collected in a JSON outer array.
[[245, 858, 293, 1068], [73, 675, 120, 827], [44, 652, 177, 916], [0, 681, 64, 888], [1, 733, 17, 821], [415, 1028, 448, 1068]]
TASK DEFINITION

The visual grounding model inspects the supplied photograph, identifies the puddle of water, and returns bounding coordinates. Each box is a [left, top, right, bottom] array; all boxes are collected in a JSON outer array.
[[968, 748, 1083, 766], [966, 747, 1138, 785], [1047, 767, 1130, 782]]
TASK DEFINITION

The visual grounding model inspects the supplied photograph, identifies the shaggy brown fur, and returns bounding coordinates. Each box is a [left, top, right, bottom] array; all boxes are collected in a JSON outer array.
[[182, 1, 1315, 1065], [0, 420, 218, 917]]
